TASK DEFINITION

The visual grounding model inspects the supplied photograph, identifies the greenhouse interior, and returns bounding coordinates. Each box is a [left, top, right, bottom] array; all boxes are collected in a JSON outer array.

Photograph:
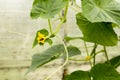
[[0, 0, 120, 80]]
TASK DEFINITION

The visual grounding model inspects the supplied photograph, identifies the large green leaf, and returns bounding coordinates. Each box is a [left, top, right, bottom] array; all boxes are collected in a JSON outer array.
[[105, 55, 120, 68], [27, 44, 65, 73], [64, 70, 90, 80], [67, 46, 81, 57], [90, 64, 120, 80], [76, 13, 118, 46], [30, 0, 68, 19], [82, 0, 120, 25], [60, 45, 81, 58], [27, 44, 81, 73]]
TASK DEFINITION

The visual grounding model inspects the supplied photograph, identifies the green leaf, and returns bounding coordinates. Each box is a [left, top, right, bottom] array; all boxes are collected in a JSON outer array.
[[76, 13, 118, 46], [33, 29, 49, 48], [63, 75, 69, 80], [105, 55, 120, 68], [27, 44, 65, 74], [27, 44, 81, 74], [38, 29, 49, 36], [61, 45, 81, 58], [64, 70, 90, 80], [90, 63, 120, 80], [67, 46, 81, 57], [82, 0, 120, 25], [30, 0, 68, 19], [45, 38, 53, 45]]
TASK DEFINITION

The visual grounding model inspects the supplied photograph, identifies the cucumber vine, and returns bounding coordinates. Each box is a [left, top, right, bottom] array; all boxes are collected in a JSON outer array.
[[26, 0, 120, 80]]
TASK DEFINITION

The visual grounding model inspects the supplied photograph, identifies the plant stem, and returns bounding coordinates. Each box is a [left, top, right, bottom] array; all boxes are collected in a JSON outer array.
[[93, 51, 96, 66], [104, 46, 110, 64], [54, 4, 68, 35], [90, 44, 97, 56], [62, 25, 67, 79], [90, 43, 97, 66], [84, 41, 92, 67], [48, 19, 53, 34], [62, 5, 69, 80], [84, 42, 89, 56], [54, 19, 65, 35], [69, 58, 87, 61], [44, 35, 69, 80], [64, 4, 68, 20], [95, 50, 105, 55]]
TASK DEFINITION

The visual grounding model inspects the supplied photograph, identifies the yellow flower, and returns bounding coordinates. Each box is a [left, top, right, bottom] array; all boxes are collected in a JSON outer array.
[[85, 56, 91, 61], [37, 32, 46, 44]]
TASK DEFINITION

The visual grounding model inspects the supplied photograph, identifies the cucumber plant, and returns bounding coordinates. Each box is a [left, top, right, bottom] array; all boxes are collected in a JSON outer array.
[[26, 0, 120, 80]]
